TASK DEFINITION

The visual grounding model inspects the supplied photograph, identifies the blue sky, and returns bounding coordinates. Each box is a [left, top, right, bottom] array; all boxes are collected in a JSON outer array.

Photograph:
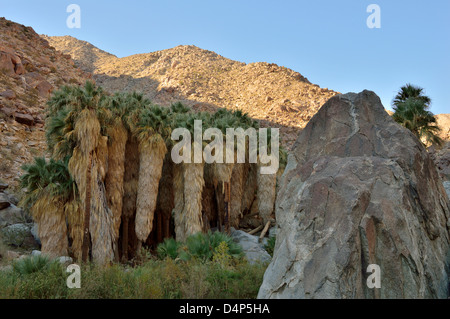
[[1, 0, 449, 114]]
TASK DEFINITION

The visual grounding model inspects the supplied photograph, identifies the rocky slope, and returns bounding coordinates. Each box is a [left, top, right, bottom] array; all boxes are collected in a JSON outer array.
[[436, 114, 450, 142], [0, 18, 91, 188], [43, 36, 339, 149]]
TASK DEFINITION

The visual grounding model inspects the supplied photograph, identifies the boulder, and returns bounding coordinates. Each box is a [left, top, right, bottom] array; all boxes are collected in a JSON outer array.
[[0, 106, 15, 117], [0, 50, 16, 76], [231, 228, 271, 264], [258, 91, 450, 299], [0, 90, 16, 100], [0, 193, 11, 210], [3, 191, 18, 206], [0, 182, 8, 191], [434, 142, 450, 181], [35, 80, 53, 98], [23, 72, 53, 98], [444, 182, 450, 201], [1, 223, 37, 247], [58, 256, 73, 265], [0, 49, 24, 77], [30, 223, 40, 246], [0, 204, 25, 227], [14, 112, 34, 126]]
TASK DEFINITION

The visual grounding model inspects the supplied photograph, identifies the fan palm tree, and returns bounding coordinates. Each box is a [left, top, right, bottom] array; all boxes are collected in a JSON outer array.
[[179, 112, 214, 240], [103, 92, 140, 260], [130, 104, 173, 249], [392, 84, 443, 146], [209, 109, 260, 232], [47, 81, 115, 264], [20, 157, 75, 257], [393, 83, 431, 108]]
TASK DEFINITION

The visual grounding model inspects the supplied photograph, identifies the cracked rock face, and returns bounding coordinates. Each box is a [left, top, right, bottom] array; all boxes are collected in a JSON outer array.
[[258, 90, 450, 299]]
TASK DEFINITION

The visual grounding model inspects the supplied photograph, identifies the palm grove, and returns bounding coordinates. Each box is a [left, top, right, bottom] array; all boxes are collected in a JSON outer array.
[[20, 81, 285, 265]]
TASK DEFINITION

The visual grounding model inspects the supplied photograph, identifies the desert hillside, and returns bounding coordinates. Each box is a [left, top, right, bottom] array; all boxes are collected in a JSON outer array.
[[436, 114, 450, 142], [43, 36, 339, 149], [0, 18, 91, 188]]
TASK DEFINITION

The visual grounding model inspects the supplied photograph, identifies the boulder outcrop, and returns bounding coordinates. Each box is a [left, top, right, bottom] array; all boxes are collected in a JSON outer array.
[[258, 91, 450, 299]]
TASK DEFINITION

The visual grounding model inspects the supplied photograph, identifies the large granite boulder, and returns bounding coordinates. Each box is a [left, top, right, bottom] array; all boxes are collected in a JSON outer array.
[[258, 90, 450, 299], [433, 142, 450, 181]]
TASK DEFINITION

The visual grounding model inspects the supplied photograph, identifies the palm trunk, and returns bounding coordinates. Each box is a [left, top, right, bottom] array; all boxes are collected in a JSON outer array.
[[157, 157, 174, 240], [82, 151, 92, 262], [121, 216, 129, 261], [32, 194, 68, 258], [256, 165, 277, 225], [68, 109, 102, 263], [230, 163, 245, 228], [213, 162, 234, 231], [201, 164, 217, 232], [66, 199, 83, 261], [89, 137, 115, 265], [241, 163, 258, 215], [105, 122, 128, 260], [182, 161, 205, 239], [224, 181, 231, 234], [135, 138, 167, 244], [173, 163, 185, 241], [122, 135, 140, 260]]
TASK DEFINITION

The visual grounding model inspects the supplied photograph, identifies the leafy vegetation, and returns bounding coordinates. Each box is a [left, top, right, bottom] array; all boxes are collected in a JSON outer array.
[[157, 231, 244, 262], [12, 255, 55, 276], [392, 84, 443, 146], [0, 256, 267, 299], [264, 236, 276, 257]]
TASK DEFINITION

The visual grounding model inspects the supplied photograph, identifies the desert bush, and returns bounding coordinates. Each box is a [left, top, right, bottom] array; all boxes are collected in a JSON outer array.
[[157, 238, 181, 260], [264, 235, 276, 257], [1, 224, 31, 247], [12, 255, 54, 276], [157, 231, 243, 262]]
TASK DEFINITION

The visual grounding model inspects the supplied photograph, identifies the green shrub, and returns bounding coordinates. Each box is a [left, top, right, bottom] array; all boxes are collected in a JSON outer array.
[[212, 241, 232, 268], [208, 231, 243, 259], [12, 255, 54, 276], [157, 238, 181, 260], [156, 231, 244, 262], [264, 235, 276, 257], [185, 232, 212, 261]]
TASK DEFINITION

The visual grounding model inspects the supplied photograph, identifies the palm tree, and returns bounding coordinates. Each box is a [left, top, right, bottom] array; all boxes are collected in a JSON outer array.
[[392, 84, 443, 146], [211, 109, 260, 232], [393, 83, 431, 108], [103, 92, 139, 260], [20, 157, 75, 257], [47, 81, 115, 264], [131, 104, 173, 250]]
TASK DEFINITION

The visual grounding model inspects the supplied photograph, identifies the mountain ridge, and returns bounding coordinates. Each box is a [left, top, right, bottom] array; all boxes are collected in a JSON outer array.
[[43, 35, 339, 149]]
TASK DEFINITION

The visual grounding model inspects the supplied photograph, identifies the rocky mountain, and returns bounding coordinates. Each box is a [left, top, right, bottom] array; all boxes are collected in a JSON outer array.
[[0, 18, 91, 188], [43, 36, 339, 149], [41, 35, 116, 73]]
